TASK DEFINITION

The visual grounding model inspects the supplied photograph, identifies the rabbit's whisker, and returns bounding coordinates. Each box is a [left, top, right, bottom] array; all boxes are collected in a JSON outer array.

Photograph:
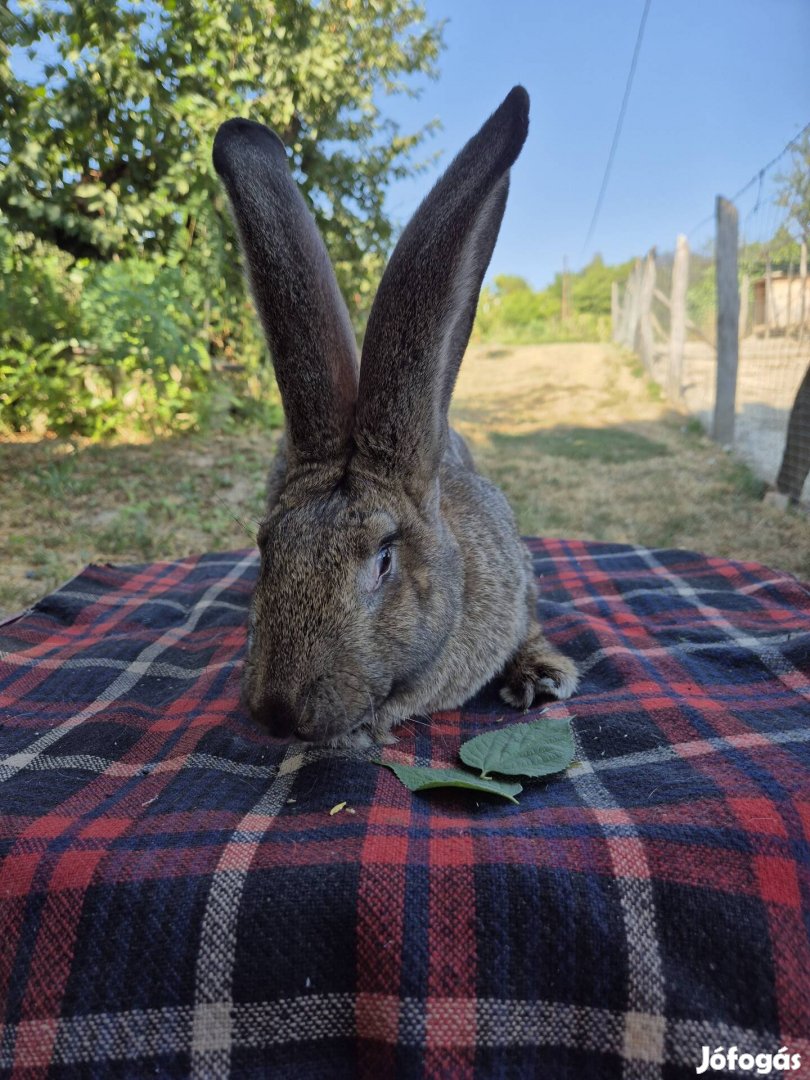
[[213, 494, 256, 539]]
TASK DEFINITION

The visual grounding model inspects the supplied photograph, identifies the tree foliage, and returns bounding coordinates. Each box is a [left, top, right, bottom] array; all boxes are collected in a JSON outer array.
[[474, 257, 633, 345], [0, 0, 443, 435], [775, 130, 810, 246], [1, 0, 441, 290]]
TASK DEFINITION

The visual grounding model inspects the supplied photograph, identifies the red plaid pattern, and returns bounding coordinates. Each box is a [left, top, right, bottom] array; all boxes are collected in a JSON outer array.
[[1, 540, 809, 1078]]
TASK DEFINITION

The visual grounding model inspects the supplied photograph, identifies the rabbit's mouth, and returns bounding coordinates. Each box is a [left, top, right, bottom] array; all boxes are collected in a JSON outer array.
[[248, 678, 384, 746], [311, 695, 398, 750]]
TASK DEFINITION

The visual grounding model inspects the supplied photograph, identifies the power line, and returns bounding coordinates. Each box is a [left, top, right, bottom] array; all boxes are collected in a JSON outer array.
[[687, 119, 810, 238], [581, 0, 652, 257]]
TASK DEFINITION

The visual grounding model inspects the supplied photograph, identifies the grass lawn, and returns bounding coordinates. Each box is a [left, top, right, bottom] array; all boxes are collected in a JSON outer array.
[[1, 342, 807, 620]]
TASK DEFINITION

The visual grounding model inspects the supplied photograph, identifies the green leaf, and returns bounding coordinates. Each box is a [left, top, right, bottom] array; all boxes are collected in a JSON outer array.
[[459, 717, 576, 780], [75, 182, 101, 198], [375, 761, 522, 804]]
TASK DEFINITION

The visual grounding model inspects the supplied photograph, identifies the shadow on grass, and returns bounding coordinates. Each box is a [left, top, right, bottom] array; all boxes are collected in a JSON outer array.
[[490, 425, 672, 463]]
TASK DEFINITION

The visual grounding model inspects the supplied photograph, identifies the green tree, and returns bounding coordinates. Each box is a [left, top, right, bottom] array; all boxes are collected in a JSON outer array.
[[1, 0, 443, 315], [0, 0, 443, 436], [740, 226, 802, 278], [570, 254, 633, 315], [775, 130, 810, 245], [491, 274, 533, 296]]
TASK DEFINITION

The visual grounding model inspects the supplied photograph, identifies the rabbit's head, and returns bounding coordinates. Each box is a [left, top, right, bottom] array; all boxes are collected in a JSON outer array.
[[213, 87, 529, 742]]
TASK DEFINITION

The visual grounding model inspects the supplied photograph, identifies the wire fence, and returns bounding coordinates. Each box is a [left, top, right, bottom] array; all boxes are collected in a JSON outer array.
[[612, 134, 810, 508]]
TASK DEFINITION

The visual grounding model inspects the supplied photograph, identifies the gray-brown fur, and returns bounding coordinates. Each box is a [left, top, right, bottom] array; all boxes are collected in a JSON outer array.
[[212, 118, 358, 466], [214, 86, 578, 746]]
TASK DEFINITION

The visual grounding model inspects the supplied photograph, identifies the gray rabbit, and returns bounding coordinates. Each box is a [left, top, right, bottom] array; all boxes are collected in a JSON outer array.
[[213, 86, 578, 746]]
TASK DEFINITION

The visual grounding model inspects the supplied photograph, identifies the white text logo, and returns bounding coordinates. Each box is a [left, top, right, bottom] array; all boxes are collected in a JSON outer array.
[[696, 1046, 801, 1074]]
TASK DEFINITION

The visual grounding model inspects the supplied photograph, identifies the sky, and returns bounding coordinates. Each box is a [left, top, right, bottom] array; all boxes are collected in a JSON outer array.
[[381, 0, 810, 288]]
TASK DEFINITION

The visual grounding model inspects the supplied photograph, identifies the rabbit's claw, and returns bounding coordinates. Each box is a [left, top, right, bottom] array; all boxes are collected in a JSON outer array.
[[500, 627, 579, 711]]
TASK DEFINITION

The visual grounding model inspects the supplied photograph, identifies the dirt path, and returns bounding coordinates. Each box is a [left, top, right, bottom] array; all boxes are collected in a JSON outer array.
[[1, 342, 807, 620], [451, 343, 808, 577], [454, 342, 669, 433]]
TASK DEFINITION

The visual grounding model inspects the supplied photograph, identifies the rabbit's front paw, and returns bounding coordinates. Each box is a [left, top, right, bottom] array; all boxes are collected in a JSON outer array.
[[325, 728, 374, 750], [500, 628, 579, 711]]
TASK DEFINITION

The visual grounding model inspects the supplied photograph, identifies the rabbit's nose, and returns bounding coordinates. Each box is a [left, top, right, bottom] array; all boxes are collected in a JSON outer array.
[[252, 691, 298, 738]]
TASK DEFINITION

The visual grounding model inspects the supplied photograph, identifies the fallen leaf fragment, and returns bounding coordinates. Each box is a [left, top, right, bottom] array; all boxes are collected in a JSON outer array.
[[376, 761, 522, 804]]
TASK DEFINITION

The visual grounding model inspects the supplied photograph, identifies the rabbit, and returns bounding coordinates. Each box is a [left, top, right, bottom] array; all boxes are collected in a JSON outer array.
[[212, 85, 579, 747]]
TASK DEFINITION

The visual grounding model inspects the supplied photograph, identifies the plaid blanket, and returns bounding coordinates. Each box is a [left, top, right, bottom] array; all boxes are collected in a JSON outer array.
[[1, 540, 808, 1079]]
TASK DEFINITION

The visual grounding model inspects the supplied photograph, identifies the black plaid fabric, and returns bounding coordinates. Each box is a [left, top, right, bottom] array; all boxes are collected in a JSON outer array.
[[1, 540, 809, 1078]]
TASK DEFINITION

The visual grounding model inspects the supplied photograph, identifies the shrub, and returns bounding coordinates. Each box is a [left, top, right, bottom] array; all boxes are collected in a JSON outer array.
[[0, 217, 279, 438], [472, 258, 631, 346]]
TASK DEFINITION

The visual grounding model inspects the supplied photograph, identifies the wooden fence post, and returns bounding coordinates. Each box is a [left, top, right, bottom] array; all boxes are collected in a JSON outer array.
[[714, 196, 740, 445], [801, 240, 807, 339], [619, 260, 639, 348], [739, 273, 749, 339], [668, 234, 688, 401], [637, 248, 656, 373], [627, 258, 644, 350], [621, 264, 632, 347]]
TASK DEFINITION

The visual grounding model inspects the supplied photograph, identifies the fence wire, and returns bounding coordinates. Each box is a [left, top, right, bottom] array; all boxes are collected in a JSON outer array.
[[615, 135, 809, 506], [736, 164, 809, 503]]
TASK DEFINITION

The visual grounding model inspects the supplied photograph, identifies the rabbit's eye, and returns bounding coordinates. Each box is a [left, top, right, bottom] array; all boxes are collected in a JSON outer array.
[[375, 545, 393, 585]]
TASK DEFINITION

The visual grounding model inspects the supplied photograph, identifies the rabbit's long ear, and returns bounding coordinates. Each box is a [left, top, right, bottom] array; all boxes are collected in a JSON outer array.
[[354, 87, 529, 494], [213, 119, 358, 465]]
